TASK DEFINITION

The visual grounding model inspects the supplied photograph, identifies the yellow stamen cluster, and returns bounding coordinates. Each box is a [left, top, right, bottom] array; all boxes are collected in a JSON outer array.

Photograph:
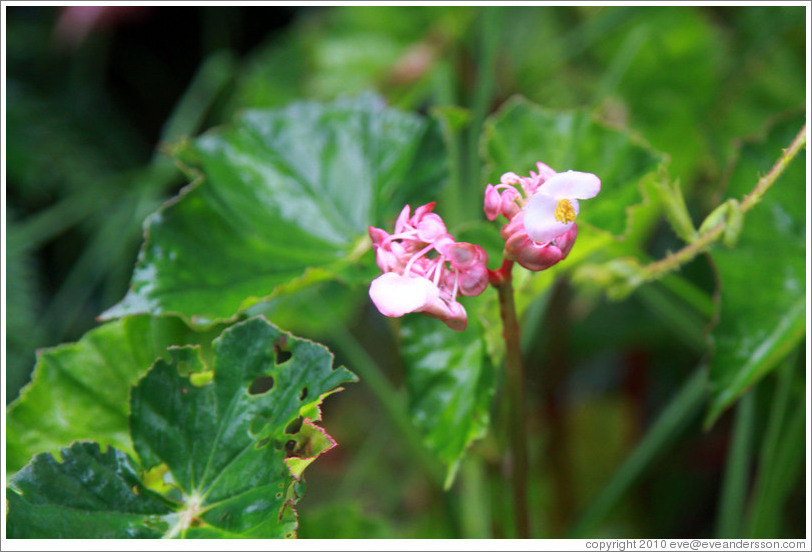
[[554, 199, 576, 224]]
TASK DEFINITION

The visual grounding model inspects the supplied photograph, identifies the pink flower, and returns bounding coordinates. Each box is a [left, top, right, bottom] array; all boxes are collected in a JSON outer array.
[[523, 170, 601, 244], [484, 162, 600, 272], [369, 203, 488, 331]]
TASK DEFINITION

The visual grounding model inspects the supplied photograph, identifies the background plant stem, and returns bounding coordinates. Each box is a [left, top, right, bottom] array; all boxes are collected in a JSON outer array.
[[641, 125, 806, 281], [493, 261, 531, 538]]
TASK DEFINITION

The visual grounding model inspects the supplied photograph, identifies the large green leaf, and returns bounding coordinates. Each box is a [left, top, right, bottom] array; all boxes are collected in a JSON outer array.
[[705, 117, 806, 426], [6, 315, 221, 474], [400, 312, 495, 487], [103, 93, 447, 326], [6, 442, 172, 538], [7, 317, 357, 538]]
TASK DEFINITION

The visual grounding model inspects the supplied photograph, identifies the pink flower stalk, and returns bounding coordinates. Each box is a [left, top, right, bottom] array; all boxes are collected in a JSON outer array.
[[369, 203, 488, 331], [484, 162, 600, 271]]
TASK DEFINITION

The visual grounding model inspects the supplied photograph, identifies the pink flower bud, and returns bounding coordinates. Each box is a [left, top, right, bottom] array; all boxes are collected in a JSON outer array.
[[484, 184, 501, 221], [500, 187, 521, 220]]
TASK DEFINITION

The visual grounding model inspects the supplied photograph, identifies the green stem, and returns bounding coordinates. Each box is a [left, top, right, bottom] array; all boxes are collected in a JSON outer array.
[[492, 260, 531, 538], [715, 390, 756, 538], [641, 124, 806, 282]]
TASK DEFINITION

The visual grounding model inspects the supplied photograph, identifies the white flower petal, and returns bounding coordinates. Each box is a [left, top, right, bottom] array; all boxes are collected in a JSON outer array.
[[369, 273, 439, 317], [524, 193, 574, 244], [541, 170, 601, 199]]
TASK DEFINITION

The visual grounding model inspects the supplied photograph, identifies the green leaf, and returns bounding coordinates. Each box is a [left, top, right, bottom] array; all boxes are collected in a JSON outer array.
[[103, 93, 447, 326], [7, 317, 357, 538], [7, 442, 172, 538], [705, 117, 806, 426], [130, 316, 356, 538], [6, 315, 221, 474], [400, 313, 495, 487]]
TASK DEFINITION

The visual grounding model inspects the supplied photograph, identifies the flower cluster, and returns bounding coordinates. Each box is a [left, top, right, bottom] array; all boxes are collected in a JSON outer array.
[[484, 162, 601, 271], [368, 203, 488, 331]]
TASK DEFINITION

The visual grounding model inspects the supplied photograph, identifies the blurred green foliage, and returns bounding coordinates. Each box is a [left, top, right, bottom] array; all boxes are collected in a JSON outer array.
[[4, 5, 806, 540]]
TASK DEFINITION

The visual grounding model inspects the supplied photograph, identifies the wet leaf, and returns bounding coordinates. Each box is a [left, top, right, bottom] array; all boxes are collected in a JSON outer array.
[[103, 93, 447, 326], [400, 313, 495, 487], [705, 117, 806, 426], [7, 317, 356, 538], [6, 315, 221, 474], [7, 442, 172, 539]]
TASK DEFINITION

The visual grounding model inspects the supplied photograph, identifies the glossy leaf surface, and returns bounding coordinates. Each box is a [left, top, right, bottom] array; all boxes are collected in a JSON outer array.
[[104, 93, 447, 326], [6, 315, 220, 473], [7, 317, 356, 538], [130, 316, 356, 537], [705, 117, 806, 425], [400, 313, 494, 486], [7, 442, 171, 538]]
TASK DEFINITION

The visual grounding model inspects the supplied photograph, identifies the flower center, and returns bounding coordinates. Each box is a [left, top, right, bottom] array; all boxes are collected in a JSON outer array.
[[554, 199, 576, 224]]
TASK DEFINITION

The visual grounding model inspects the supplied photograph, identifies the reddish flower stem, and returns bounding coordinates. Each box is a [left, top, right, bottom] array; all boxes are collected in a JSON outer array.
[[491, 259, 531, 538]]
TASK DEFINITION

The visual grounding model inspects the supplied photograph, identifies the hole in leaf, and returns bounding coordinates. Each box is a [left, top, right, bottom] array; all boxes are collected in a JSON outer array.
[[275, 492, 283, 499], [255, 437, 271, 450], [285, 533, 294, 539], [285, 417, 303, 435], [299, 387, 308, 401], [249, 375, 274, 395], [284, 439, 297, 456], [274, 336, 292, 365], [275, 348, 292, 365]]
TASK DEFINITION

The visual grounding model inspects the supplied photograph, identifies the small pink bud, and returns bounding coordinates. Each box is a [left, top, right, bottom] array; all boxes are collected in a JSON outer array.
[[484, 184, 501, 221]]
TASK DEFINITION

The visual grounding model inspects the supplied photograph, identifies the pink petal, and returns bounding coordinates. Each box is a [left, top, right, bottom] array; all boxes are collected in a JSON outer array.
[[500, 187, 521, 220], [369, 273, 439, 317], [500, 172, 522, 185], [416, 213, 447, 242], [541, 170, 601, 200], [420, 295, 468, 331], [484, 184, 501, 221], [524, 193, 578, 244], [505, 231, 564, 272], [534, 162, 557, 182], [394, 205, 412, 233], [446, 242, 478, 269], [413, 202, 436, 220], [458, 263, 488, 296], [369, 226, 389, 246], [554, 224, 578, 260]]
